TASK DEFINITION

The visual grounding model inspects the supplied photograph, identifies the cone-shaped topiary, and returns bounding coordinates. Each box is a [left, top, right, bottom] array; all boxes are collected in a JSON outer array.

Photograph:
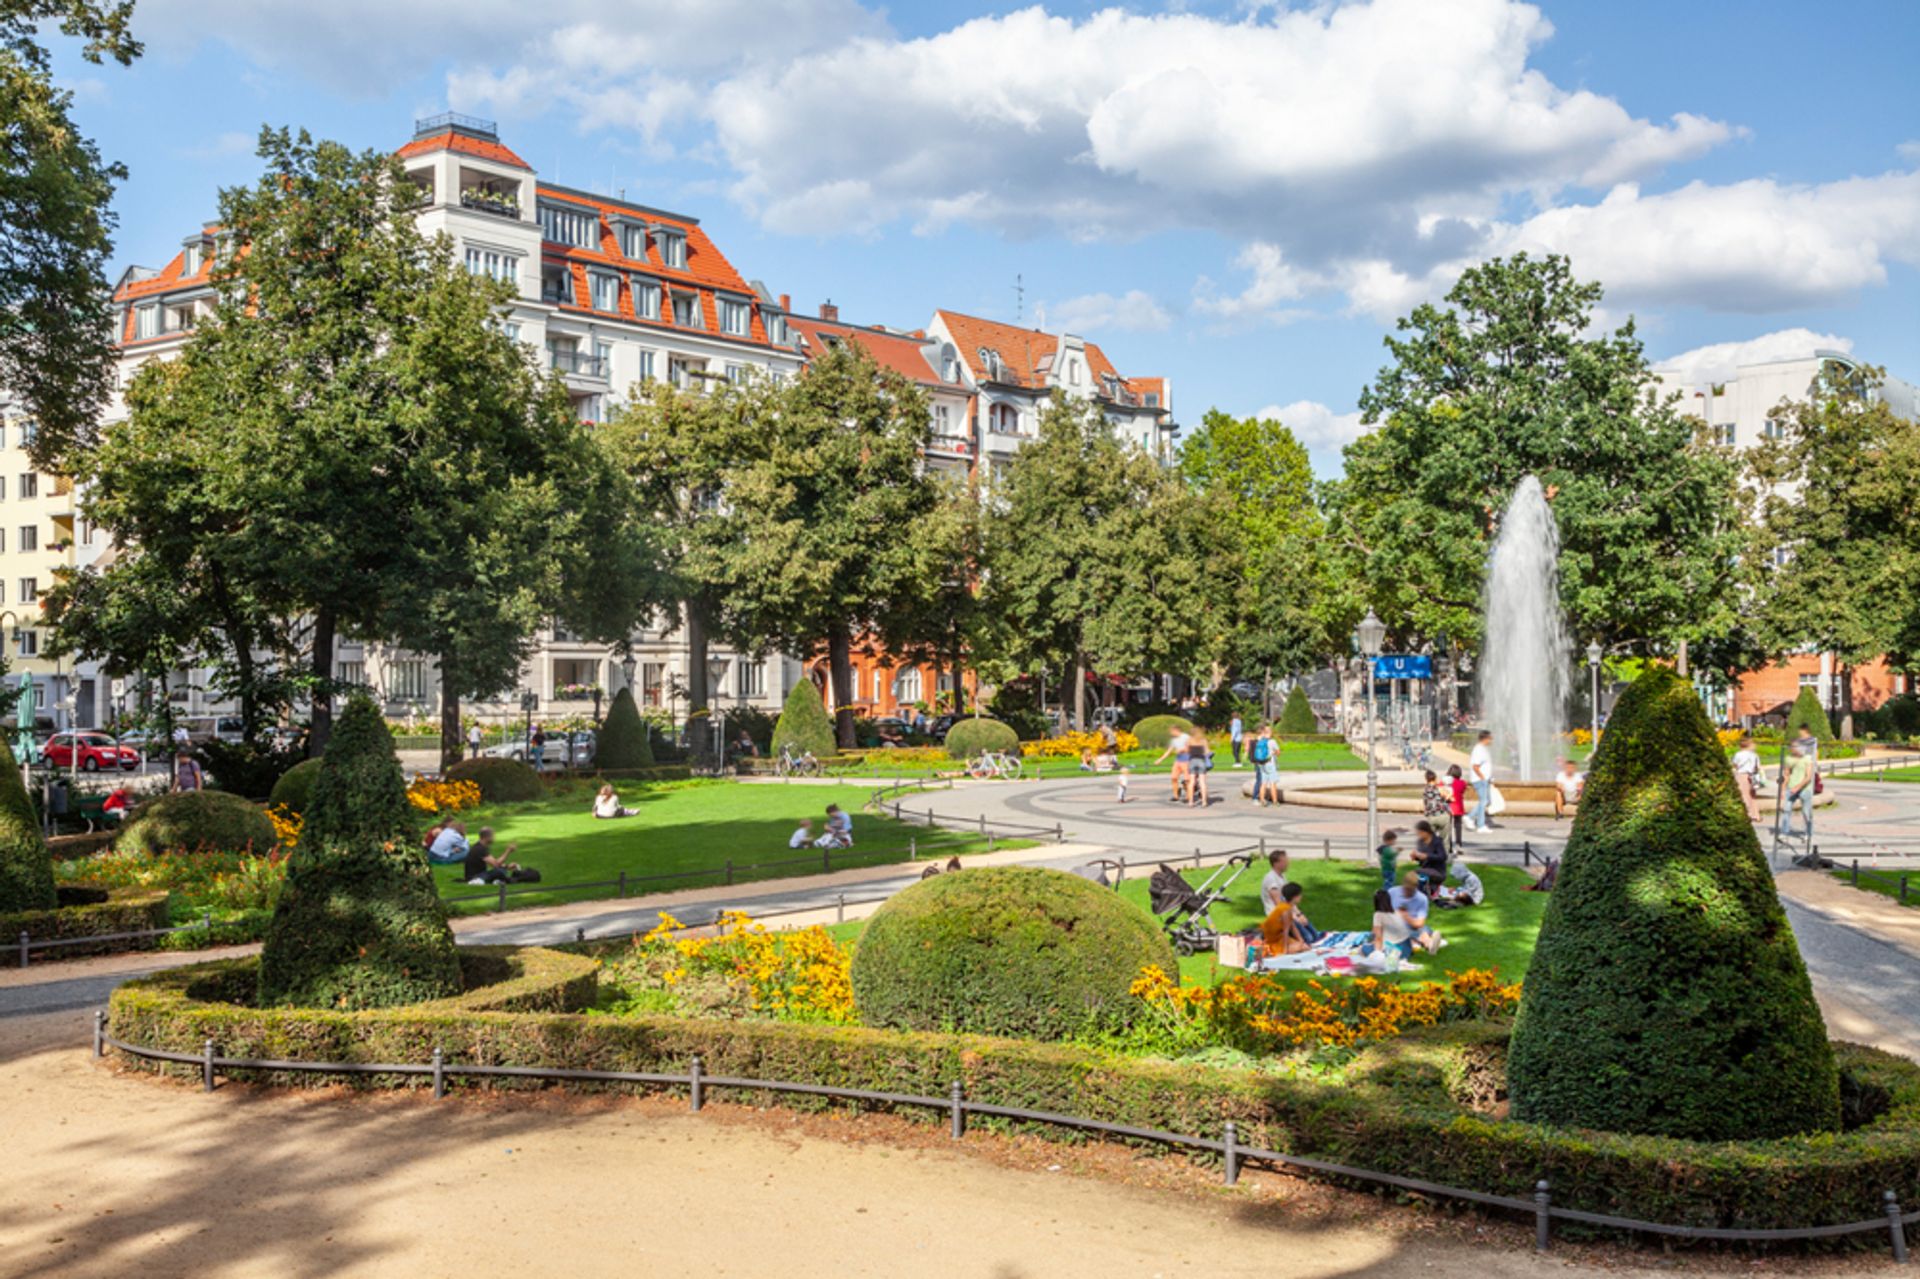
[[1508, 667, 1838, 1140], [257, 695, 461, 1009], [0, 737, 54, 912], [595, 686, 653, 768], [772, 678, 835, 759], [1277, 685, 1319, 735], [1785, 686, 1836, 744]]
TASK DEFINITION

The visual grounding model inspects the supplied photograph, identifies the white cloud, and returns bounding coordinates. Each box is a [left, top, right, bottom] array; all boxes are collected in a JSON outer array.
[[1652, 329, 1854, 385], [1898, 140, 1920, 162], [1254, 400, 1369, 451], [178, 130, 257, 161], [1037, 289, 1171, 334]]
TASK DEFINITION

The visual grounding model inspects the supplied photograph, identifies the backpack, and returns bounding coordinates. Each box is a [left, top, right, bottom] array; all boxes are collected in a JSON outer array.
[[509, 867, 542, 883]]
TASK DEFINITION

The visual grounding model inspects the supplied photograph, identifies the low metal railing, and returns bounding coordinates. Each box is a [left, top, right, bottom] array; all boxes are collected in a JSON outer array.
[[18, 911, 212, 968], [95, 1017, 1915, 1260]]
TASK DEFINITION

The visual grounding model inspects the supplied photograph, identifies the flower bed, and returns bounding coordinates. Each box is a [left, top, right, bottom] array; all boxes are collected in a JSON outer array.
[[1021, 730, 1141, 759], [55, 847, 288, 950]]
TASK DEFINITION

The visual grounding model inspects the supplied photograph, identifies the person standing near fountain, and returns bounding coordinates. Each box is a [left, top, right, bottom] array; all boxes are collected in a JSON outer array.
[[1468, 730, 1495, 832]]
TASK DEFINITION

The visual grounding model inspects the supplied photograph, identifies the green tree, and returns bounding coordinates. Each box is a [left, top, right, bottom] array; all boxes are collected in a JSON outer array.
[[771, 677, 835, 759], [1330, 253, 1746, 662], [982, 394, 1227, 728], [0, 1, 139, 470], [596, 685, 653, 768], [1276, 685, 1318, 735], [1748, 364, 1920, 734], [886, 472, 986, 715], [1508, 668, 1837, 1140], [1784, 686, 1835, 744], [0, 735, 52, 911], [257, 695, 460, 1009]]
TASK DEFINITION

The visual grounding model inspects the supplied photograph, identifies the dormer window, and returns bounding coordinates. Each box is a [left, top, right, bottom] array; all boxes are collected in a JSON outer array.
[[670, 291, 701, 328], [134, 304, 158, 340], [657, 229, 687, 270], [182, 242, 204, 276], [541, 264, 574, 306], [1144, 392, 1160, 408], [539, 202, 598, 249], [589, 271, 619, 313], [631, 277, 661, 320], [620, 225, 647, 260], [765, 313, 786, 345], [718, 297, 749, 337]]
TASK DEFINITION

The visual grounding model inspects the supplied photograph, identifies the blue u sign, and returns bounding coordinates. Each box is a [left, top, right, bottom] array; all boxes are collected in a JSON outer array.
[[1372, 654, 1433, 680]]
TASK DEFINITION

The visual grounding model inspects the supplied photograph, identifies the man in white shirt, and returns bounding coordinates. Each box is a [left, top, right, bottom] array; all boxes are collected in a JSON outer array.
[[1258, 849, 1290, 915], [467, 723, 484, 759], [1468, 731, 1494, 832], [1731, 734, 1762, 823], [1229, 714, 1245, 767], [1552, 758, 1584, 819]]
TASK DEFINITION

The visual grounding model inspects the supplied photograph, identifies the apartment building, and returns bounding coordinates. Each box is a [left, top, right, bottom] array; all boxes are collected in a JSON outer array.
[[1654, 346, 1920, 724], [0, 403, 95, 731]]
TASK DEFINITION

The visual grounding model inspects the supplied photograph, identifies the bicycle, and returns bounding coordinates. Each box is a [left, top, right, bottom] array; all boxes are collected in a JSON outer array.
[[776, 745, 824, 778], [967, 750, 1025, 781]]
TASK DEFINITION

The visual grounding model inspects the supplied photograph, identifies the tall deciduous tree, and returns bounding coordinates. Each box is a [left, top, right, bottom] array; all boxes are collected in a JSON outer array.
[[0, 1, 138, 469], [1330, 253, 1745, 661], [1747, 364, 1920, 733]]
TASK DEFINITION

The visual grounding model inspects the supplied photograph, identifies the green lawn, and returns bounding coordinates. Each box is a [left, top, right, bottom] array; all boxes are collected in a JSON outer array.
[[435, 781, 1016, 915], [1831, 865, 1920, 907], [829, 742, 1364, 782], [1864, 765, 1920, 784]]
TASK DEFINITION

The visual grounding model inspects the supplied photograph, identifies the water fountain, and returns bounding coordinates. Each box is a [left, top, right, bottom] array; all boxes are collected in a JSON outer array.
[[1480, 476, 1570, 782]]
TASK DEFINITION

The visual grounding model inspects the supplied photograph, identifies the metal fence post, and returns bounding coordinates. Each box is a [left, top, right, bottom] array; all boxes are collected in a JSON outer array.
[[1116, 855, 1127, 883], [1889, 1190, 1910, 1264], [1853, 859, 1860, 887], [1322, 838, 1330, 860], [1533, 1180, 1552, 1252], [836, 894, 846, 924], [909, 837, 916, 860], [202, 909, 212, 935], [432, 1047, 445, 1099], [950, 1080, 965, 1140], [1259, 837, 1267, 859], [93, 1009, 105, 1059], [1523, 841, 1533, 868], [689, 1055, 704, 1113], [17, 929, 27, 969], [1223, 1121, 1240, 1186], [822, 846, 831, 873], [496, 882, 508, 912], [724, 859, 734, 886], [202, 1038, 216, 1092], [1055, 823, 1063, 844], [987, 832, 996, 853], [575, 927, 586, 944], [980, 814, 987, 836], [617, 870, 627, 899], [1903, 875, 1909, 905]]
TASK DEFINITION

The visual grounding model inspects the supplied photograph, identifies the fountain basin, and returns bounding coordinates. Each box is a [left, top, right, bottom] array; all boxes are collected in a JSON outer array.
[[1272, 774, 1834, 817]]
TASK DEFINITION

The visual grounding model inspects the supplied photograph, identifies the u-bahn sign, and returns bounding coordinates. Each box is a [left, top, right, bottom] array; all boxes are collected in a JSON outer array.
[[1372, 654, 1433, 680]]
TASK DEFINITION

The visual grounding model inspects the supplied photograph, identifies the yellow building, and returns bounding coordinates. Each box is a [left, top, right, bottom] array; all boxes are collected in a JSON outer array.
[[0, 402, 88, 730]]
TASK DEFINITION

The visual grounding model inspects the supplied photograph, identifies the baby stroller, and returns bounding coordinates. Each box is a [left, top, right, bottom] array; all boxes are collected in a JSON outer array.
[[1148, 855, 1254, 956]]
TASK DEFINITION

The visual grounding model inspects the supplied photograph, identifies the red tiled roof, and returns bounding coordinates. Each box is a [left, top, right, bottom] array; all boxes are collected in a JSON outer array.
[[931, 308, 1134, 394], [115, 244, 215, 302], [397, 130, 532, 171], [788, 316, 950, 388]]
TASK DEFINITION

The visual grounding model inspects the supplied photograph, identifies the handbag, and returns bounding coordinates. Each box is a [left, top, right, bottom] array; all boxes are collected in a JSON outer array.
[[1216, 932, 1250, 968], [1487, 784, 1508, 816], [1814, 769, 1824, 796]]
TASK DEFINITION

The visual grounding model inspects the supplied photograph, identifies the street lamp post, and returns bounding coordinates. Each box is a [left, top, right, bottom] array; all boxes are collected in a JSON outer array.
[[1586, 640, 1603, 747], [1356, 609, 1387, 856]]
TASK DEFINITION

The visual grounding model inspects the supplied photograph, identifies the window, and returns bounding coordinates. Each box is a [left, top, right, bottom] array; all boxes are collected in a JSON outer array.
[[79, 518, 92, 545], [724, 363, 745, 384], [1144, 392, 1160, 408], [0, 529, 6, 552], [632, 279, 661, 319], [1771, 545, 1794, 568], [765, 313, 786, 344], [464, 247, 519, 285], [182, 243, 203, 275], [641, 661, 666, 707], [1798, 673, 1820, 690], [874, 670, 887, 702], [637, 349, 656, 382], [1713, 423, 1736, 447], [18, 577, 36, 603], [336, 660, 366, 689], [590, 272, 619, 312], [387, 659, 428, 701], [989, 403, 1021, 435], [894, 668, 923, 703], [17, 473, 35, 499], [933, 404, 953, 433], [736, 660, 766, 699], [576, 394, 604, 424], [16, 629, 36, 657], [539, 203, 598, 248], [670, 292, 700, 327], [134, 305, 158, 339], [541, 265, 574, 305], [718, 297, 749, 336], [620, 225, 647, 259], [500, 320, 522, 343], [17, 525, 34, 552], [594, 341, 613, 375], [1763, 417, 1788, 441], [658, 231, 687, 269]]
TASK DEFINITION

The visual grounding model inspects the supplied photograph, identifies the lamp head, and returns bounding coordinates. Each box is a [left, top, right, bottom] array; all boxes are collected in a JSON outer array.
[[1355, 609, 1386, 658]]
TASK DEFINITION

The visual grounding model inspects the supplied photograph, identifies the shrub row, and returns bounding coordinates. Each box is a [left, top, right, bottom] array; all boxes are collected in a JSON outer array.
[[106, 960, 1920, 1233], [588, 766, 694, 784], [3, 887, 170, 956]]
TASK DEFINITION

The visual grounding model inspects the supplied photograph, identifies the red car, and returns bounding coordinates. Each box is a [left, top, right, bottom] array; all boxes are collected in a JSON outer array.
[[41, 731, 141, 772]]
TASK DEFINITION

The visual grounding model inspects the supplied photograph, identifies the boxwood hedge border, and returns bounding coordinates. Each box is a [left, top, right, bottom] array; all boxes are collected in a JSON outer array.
[[105, 954, 1920, 1252], [7, 886, 172, 963]]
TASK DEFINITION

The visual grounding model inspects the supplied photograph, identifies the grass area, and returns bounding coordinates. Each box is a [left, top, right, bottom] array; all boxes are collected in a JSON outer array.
[[435, 780, 1022, 915], [827, 742, 1364, 781], [820, 859, 1545, 989], [1863, 765, 1920, 784], [1831, 865, 1920, 907]]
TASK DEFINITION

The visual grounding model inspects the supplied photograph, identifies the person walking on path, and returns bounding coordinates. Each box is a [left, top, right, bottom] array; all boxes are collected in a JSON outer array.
[[467, 722, 483, 760], [1446, 764, 1468, 848], [1468, 731, 1495, 832], [1156, 726, 1193, 803], [1252, 725, 1280, 805], [1778, 740, 1816, 841], [172, 749, 205, 793], [1732, 734, 1762, 823], [1229, 713, 1245, 767]]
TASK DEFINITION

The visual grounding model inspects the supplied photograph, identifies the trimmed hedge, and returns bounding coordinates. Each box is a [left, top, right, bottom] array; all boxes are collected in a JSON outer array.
[[942, 717, 1018, 759], [268, 758, 323, 814], [0, 735, 55, 911], [589, 766, 694, 784], [2, 886, 169, 957], [1786, 686, 1837, 744], [445, 756, 544, 803], [772, 679, 836, 759], [596, 687, 653, 769], [105, 965, 1920, 1234], [1510, 667, 1839, 1140], [1130, 714, 1194, 751], [1277, 686, 1319, 735], [115, 790, 278, 856], [851, 866, 1175, 1040]]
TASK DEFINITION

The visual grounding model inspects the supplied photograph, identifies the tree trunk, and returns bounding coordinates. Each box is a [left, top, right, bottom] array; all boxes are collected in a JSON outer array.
[[929, 653, 945, 719], [308, 608, 336, 757], [686, 601, 712, 760], [1840, 660, 1856, 740], [827, 623, 857, 749], [949, 621, 966, 716], [439, 647, 463, 772], [1071, 652, 1087, 733]]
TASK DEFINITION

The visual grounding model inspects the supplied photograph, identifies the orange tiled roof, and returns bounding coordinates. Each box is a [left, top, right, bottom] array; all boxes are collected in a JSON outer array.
[[115, 245, 215, 303], [932, 308, 1135, 394], [788, 315, 950, 388], [397, 129, 532, 170]]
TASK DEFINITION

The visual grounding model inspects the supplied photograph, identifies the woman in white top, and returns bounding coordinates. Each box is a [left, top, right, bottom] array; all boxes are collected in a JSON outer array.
[[593, 784, 637, 819], [1731, 734, 1762, 823], [1370, 888, 1415, 960]]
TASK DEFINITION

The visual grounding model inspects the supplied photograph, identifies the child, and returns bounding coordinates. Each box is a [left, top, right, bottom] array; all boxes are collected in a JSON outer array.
[[788, 818, 813, 849], [1078, 748, 1096, 772], [814, 804, 853, 849], [1423, 769, 1447, 818], [1115, 766, 1131, 803], [1376, 828, 1400, 890], [1446, 764, 1468, 847]]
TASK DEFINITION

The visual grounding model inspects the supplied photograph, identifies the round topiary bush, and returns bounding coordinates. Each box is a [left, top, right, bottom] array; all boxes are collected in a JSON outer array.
[[596, 686, 653, 769], [942, 717, 1018, 759], [1130, 714, 1195, 751], [445, 756, 544, 803], [1508, 667, 1839, 1141], [1277, 686, 1319, 735], [268, 758, 323, 814], [0, 736, 54, 912], [116, 790, 279, 856], [772, 678, 836, 759], [851, 865, 1177, 1040]]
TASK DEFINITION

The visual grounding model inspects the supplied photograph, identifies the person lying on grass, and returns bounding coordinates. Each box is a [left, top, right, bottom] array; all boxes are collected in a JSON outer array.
[[593, 784, 638, 819]]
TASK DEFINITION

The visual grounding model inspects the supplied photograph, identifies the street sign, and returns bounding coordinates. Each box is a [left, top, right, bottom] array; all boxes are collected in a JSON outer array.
[[1372, 654, 1433, 680]]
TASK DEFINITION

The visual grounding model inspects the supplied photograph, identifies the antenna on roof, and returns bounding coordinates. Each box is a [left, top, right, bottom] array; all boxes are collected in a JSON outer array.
[[1014, 273, 1024, 324]]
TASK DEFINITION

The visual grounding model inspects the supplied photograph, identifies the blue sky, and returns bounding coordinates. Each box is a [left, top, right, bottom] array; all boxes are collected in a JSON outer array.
[[56, 0, 1920, 473]]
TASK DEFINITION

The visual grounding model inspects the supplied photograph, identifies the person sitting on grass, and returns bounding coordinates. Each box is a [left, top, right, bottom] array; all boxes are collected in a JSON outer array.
[[1433, 861, 1485, 908], [814, 804, 853, 849], [593, 784, 638, 819], [1390, 869, 1445, 953], [1260, 882, 1313, 955], [1369, 888, 1415, 962], [1078, 747, 1096, 772], [427, 820, 469, 865], [788, 818, 814, 849], [1552, 757, 1585, 819], [463, 827, 528, 885], [1411, 821, 1449, 893], [1259, 848, 1290, 915]]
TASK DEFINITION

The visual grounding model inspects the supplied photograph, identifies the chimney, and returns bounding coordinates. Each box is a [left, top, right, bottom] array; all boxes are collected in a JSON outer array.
[[819, 300, 838, 321], [779, 293, 791, 312]]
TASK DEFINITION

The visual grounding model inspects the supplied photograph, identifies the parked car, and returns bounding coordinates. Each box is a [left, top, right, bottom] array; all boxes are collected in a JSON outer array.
[[116, 729, 167, 754], [482, 731, 594, 769], [42, 731, 141, 772]]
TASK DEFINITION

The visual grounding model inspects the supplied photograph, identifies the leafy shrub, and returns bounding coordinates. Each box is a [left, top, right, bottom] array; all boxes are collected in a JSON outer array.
[[1785, 686, 1836, 743], [942, 717, 1018, 759], [257, 695, 461, 1010], [59, 846, 287, 915], [771, 679, 836, 758], [268, 758, 323, 814], [725, 705, 776, 752], [197, 738, 306, 799], [1130, 714, 1195, 751], [0, 736, 54, 912], [1020, 730, 1141, 758], [0, 886, 169, 956], [1509, 667, 1839, 1140], [596, 686, 653, 768], [1193, 684, 1257, 731], [1277, 686, 1319, 735], [445, 756, 544, 803], [851, 866, 1176, 1040], [115, 790, 279, 856]]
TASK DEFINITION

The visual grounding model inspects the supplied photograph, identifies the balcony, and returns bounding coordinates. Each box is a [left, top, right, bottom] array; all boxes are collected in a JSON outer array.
[[927, 434, 973, 457], [548, 347, 607, 378], [460, 189, 521, 219]]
